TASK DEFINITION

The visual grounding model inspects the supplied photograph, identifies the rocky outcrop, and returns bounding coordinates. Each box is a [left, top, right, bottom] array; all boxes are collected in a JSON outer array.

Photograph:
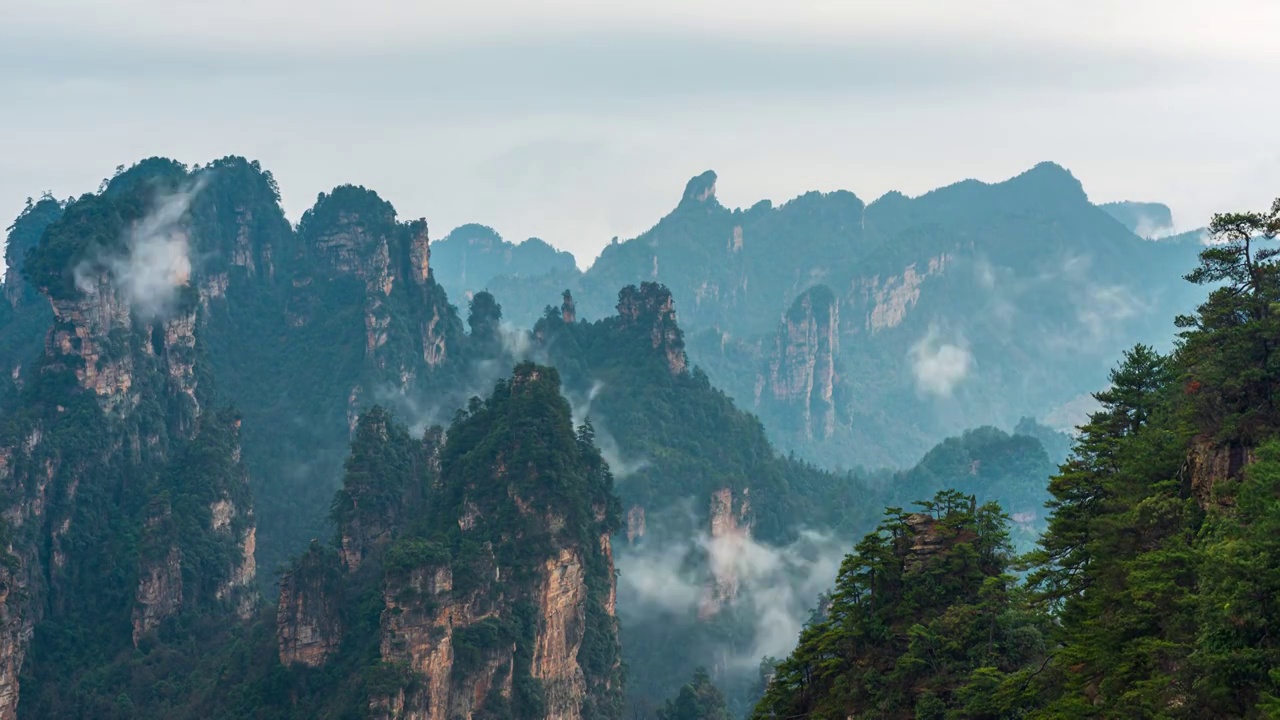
[[681, 170, 719, 207], [408, 220, 431, 285], [371, 534, 613, 720], [0, 561, 32, 720], [858, 254, 950, 333], [533, 547, 590, 719], [562, 289, 577, 324], [133, 543, 183, 645], [617, 283, 687, 375], [277, 547, 343, 668], [698, 487, 752, 619], [161, 307, 199, 429], [361, 364, 622, 719], [46, 270, 135, 411], [374, 560, 514, 720], [762, 286, 839, 440], [1186, 437, 1256, 508]]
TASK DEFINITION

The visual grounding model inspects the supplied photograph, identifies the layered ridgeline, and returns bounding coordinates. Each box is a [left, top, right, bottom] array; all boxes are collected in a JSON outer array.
[[0, 156, 1066, 717], [751, 197, 1280, 718], [525, 283, 1060, 715], [464, 165, 1205, 469]]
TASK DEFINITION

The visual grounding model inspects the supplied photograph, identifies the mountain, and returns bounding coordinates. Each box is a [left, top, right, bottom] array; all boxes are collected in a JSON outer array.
[[752, 195, 1280, 718], [430, 223, 578, 306], [0, 162, 260, 717], [0, 155, 1087, 717], [464, 164, 1205, 469], [268, 365, 624, 719]]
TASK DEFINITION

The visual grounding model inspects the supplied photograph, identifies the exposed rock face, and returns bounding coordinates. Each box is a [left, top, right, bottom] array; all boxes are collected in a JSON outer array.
[[533, 547, 590, 719], [859, 254, 949, 333], [372, 534, 615, 720], [46, 271, 135, 411], [0, 539, 37, 720], [562, 289, 577, 324], [359, 365, 622, 719], [698, 487, 752, 619], [162, 307, 199, 430], [277, 548, 343, 667], [903, 512, 952, 573], [408, 220, 431, 285], [617, 283, 687, 375], [625, 505, 646, 544], [0, 562, 30, 720], [133, 544, 183, 645], [1186, 437, 1256, 507], [763, 286, 839, 440], [375, 560, 515, 720]]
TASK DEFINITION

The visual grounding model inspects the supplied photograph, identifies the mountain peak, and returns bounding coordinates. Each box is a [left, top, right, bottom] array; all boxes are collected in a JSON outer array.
[[1001, 161, 1087, 203], [681, 170, 719, 206]]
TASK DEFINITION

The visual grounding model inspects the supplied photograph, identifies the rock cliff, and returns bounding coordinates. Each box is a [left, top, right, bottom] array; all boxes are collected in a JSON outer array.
[[616, 283, 687, 375], [277, 544, 344, 667], [760, 285, 840, 440], [0, 159, 261, 714], [698, 486, 753, 619], [1186, 436, 1257, 508], [276, 365, 623, 719]]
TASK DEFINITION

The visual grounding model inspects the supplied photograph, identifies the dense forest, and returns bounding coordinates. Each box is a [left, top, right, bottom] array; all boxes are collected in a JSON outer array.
[[0, 152, 1272, 719], [752, 197, 1280, 718]]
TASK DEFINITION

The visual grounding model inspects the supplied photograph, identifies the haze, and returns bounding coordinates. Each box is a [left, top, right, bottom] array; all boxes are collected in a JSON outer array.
[[4, 0, 1278, 267]]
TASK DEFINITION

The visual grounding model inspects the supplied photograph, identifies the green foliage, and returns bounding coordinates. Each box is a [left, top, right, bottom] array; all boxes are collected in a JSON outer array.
[[657, 668, 731, 720], [753, 490, 1047, 719]]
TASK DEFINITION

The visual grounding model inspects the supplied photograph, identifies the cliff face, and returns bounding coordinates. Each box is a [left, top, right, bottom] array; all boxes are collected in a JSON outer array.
[[369, 364, 622, 719], [133, 543, 183, 645], [275, 365, 622, 720], [761, 285, 840, 440], [0, 159, 263, 715], [617, 283, 687, 375], [277, 546, 343, 668], [1186, 437, 1257, 508], [46, 270, 136, 411], [698, 487, 753, 619]]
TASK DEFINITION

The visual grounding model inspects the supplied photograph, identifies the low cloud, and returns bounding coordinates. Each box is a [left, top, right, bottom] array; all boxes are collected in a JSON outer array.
[[909, 325, 973, 397], [617, 527, 846, 667], [76, 175, 206, 320], [1044, 391, 1100, 432], [1058, 255, 1144, 346], [566, 379, 650, 478]]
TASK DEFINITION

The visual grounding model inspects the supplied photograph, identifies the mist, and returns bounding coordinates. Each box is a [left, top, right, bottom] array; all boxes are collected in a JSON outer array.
[[909, 325, 974, 397], [616, 523, 847, 669], [75, 175, 206, 320]]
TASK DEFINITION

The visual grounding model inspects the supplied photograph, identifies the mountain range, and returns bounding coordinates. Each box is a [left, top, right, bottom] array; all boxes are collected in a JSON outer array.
[[435, 163, 1206, 469], [0, 155, 1205, 718]]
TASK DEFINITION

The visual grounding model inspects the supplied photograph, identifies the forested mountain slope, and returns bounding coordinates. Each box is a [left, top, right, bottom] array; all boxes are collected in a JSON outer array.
[[0, 155, 1081, 718], [754, 196, 1280, 719]]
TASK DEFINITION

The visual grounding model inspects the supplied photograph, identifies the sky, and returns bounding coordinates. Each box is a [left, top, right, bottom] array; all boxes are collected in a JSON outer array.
[[3, 0, 1279, 269]]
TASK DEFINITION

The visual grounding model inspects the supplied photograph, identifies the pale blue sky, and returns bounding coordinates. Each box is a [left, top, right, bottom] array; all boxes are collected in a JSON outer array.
[[3, 0, 1278, 267]]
